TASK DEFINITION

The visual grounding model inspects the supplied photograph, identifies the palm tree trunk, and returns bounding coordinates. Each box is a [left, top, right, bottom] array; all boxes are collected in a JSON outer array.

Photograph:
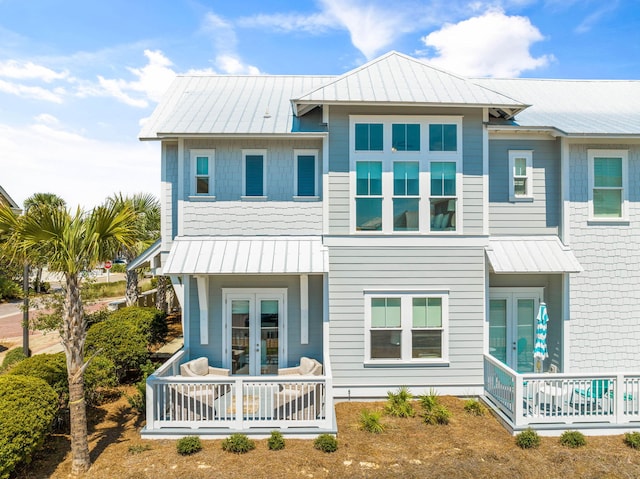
[[125, 269, 138, 306], [62, 273, 91, 475], [155, 275, 167, 313]]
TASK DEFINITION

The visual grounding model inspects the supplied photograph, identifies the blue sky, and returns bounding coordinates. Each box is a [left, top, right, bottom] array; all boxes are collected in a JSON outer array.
[[1, 0, 639, 209]]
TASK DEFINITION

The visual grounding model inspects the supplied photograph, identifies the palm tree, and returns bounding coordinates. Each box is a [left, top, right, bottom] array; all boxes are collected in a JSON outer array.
[[107, 193, 160, 306], [0, 201, 136, 475]]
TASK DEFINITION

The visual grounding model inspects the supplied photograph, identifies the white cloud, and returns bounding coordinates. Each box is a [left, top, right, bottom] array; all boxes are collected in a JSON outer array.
[[0, 60, 68, 82], [201, 12, 261, 74], [0, 78, 64, 103], [34, 113, 60, 125], [420, 10, 553, 77], [574, 3, 618, 34], [237, 12, 335, 34], [215, 55, 260, 75]]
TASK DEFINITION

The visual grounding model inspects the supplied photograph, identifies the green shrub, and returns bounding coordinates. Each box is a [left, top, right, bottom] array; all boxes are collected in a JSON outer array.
[[85, 307, 111, 329], [9, 352, 116, 406], [176, 436, 202, 455], [314, 434, 338, 453], [267, 430, 285, 451], [1, 347, 26, 372], [0, 276, 21, 301], [515, 428, 541, 449], [126, 361, 156, 413], [221, 433, 256, 454], [128, 444, 152, 454], [419, 389, 440, 412], [358, 409, 385, 433], [385, 386, 415, 418], [111, 264, 127, 274], [423, 404, 452, 425], [110, 306, 168, 346], [624, 432, 640, 450], [559, 430, 586, 448], [463, 398, 486, 416], [0, 375, 58, 479]]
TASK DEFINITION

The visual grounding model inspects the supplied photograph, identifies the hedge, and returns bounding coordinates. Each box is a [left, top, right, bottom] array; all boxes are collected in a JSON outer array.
[[109, 306, 168, 346], [0, 347, 26, 372], [0, 375, 58, 479]]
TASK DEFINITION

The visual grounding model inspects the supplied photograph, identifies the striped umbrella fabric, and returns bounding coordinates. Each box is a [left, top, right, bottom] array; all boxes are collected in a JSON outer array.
[[533, 302, 549, 372]]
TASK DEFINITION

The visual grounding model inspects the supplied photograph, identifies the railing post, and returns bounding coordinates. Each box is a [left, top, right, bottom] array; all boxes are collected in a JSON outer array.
[[146, 376, 156, 430], [514, 374, 524, 427], [323, 376, 333, 430], [616, 373, 626, 424], [234, 378, 243, 430]]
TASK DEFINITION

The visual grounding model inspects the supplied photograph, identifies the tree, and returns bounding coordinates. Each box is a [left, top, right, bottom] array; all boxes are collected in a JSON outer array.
[[106, 193, 160, 306], [0, 201, 136, 475]]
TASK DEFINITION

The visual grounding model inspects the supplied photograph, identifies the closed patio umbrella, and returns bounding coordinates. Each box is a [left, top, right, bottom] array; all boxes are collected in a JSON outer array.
[[533, 302, 549, 373]]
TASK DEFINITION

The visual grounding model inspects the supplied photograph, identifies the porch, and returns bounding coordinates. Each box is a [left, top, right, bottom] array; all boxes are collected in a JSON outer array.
[[484, 354, 640, 435], [142, 349, 336, 439]]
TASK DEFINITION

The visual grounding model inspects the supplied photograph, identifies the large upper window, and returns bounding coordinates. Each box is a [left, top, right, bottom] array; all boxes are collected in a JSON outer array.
[[355, 161, 383, 231], [355, 123, 383, 151], [365, 292, 448, 363], [588, 149, 628, 220], [190, 150, 215, 197], [294, 149, 318, 198], [429, 124, 457, 152], [430, 161, 457, 231], [393, 161, 419, 231], [392, 124, 420, 151], [243, 150, 266, 198], [508, 150, 533, 201]]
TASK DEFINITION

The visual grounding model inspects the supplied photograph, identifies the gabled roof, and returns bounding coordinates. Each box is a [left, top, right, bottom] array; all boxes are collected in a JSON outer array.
[[0, 185, 21, 213], [476, 78, 640, 136], [292, 51, 528, 117], [139, 75, 332, 139]]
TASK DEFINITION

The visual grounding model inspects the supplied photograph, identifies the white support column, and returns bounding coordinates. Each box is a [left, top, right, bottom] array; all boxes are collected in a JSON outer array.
[[177, 138, 185, 236], [560, 137, 571, 245], [182, 276, 190, 349], [322, 133, 330, 235], [300, 274, 309, 345], [482, 108, 489, 236], [562, 272, 570, 373], [196, 276, 209, 345]]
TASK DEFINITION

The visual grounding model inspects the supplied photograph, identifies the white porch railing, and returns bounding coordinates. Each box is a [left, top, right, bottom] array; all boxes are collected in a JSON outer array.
[[484, 354, 640, 428], [145, 350, 334, 433]]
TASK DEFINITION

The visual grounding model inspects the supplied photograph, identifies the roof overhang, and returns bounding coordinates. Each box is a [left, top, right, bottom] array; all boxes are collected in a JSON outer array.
[[127, 239, 162, 274], [486, 236, 582, 274], [140, 132, 328, 141], [164, 236, 328, 275]]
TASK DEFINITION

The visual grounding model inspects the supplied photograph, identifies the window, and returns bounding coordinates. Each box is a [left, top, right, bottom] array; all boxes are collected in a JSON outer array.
[[190, 150, 214, 196], [243, 150, 266, 198], [588, 149, 628, 220], [429, 124, 457, 152], [392, 124, 420, 151], [365, 292, 448, 363], [355, 123, 383, 151], [393, 161, 419, 231], [355, 161, 382, 231], [508, 150, 533, 201], [430, 161, 456, 231], [294, 150, 318, 197]]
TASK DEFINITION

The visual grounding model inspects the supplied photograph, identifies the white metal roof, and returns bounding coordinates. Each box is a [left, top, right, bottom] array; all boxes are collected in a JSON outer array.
[[163, 236, 328, 275], [476, 78, 640, 135], [139, 75, 332, 139], [293, 51, 527, 114], [486, 236, 582, 274], [127, 239, 161, 272]]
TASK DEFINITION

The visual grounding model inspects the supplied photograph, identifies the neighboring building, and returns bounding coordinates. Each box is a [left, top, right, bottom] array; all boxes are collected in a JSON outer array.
[[0, 185, 21, 214], [139, 52, 640, 437]]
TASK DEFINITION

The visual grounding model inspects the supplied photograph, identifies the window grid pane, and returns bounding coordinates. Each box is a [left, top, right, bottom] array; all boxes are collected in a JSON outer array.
[[196, 157, 208, 175], [297, 155, 315, 196], [411, 330, 442, 359], [393, 162, 419, 196], [429, 124, 457, 151], [245, 155, 264, 196], [355, 123, 383, 151], [356, 198, 382, 231], [392, 123, 420, 151], [594, 189, 622, 217], [514, 158, 527, 176], [594, 157, 622, 187], [430, 198, 456, 231], [514, 178, 527, 196], [371, 330, 402, 359], [356, 161, 382, 196], [430, 162, 456, 196], [371, 298, 401, 327], [196, 177, 209, 194], [393, 198, 419, 231]]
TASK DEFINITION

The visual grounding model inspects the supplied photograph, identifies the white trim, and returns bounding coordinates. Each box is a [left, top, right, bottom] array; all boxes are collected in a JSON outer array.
[[189, 149, 215, 197], [300, 274, 309, 345], [177, 139, 184, 236], [322, 136, 329, 234], [293, 149, 319, 197], [508, 150, 533, 201], [587, 149, 629, 222], [196, 276, 209, 345], [562, 273, 570, 373], [242, 149, 267, 197], [560, 138, 571, 245], [363, 290, 450, 365], [181, 276, 190, 349], [482, 108, 489, 236]]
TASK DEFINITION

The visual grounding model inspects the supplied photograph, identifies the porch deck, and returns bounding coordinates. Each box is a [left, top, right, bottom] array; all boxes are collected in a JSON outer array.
[[142, 350, 336, 438], [484, 354, 640, 435]]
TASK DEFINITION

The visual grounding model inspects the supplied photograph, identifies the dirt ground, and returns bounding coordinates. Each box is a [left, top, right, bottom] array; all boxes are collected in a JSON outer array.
[[13, 392, 640, 479]]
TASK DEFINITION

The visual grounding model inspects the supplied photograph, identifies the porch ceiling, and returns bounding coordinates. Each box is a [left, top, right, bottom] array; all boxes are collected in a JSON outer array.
[[486, 236, 583, 274], [163, 236, 328, 275]]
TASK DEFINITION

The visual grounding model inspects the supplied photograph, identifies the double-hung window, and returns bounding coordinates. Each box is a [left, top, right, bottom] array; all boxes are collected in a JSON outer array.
[[430, 161, 457, 231], [393, 161, 419, 231], [366, 292, 448, 363], [294, 149, 318, 198], [243, 150, 266, 198], [190, 149, 215, 197], [508, 150, 533, 201], [588, 149, 628, 220], [355, 161, 383, 231]]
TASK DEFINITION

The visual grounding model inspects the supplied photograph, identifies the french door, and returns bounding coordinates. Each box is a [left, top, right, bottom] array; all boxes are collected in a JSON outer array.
[[223, 290, 286, 376], [488, 288, 542, 373]]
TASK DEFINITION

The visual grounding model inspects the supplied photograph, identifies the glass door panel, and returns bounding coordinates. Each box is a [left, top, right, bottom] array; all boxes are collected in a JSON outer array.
[[516, 299, 535, 373], [231, 300, 250, 375], [260, 300, 279, 374], [489, 299, 507, 364]]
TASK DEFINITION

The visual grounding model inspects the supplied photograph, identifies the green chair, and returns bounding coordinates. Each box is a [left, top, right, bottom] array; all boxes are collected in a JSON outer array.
[[572, 379, 610, 412]]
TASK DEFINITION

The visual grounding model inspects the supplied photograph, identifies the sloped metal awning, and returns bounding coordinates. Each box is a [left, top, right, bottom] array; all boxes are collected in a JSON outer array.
[[163, 236, 328, 275], [127, 239, 162, 272], [486, 236, 582, 274]]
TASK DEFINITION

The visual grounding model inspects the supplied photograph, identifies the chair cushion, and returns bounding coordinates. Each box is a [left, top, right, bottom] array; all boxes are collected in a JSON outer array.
[[188, 357, 209, 376], [299, 357, 315, 375]]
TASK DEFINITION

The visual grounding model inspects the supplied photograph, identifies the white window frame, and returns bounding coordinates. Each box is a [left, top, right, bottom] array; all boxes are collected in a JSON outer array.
[[293, 149, 319, 200], [508, 150, 533, 202], [588, 149, 629, 222], [349, 115, 463, 235], [364, 291, 449, 365], [242, 149, 267, 200], [189, 149, 215, 198]]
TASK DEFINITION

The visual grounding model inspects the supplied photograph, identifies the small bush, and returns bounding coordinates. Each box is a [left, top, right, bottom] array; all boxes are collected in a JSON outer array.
[[128, 444, 152, 454], [385, 386, 415, 418], [423, 404, 452, 425], [1, 347, 26, 372], [559, 430, 586, 448], [176, 436, 202, 455], [267, 431, 285, 451], [419, 389, 440, 412], [221, 433, 256, 454], [624, 432, 640, 450], [515, 428, 541, 449], [85, 307, 111, 329], [314, 434, 338, 453], [109, 306, 168, 346], [126, 361, 156, 413], [463, 398, 486, 416], [358, 409, 385, 433], [0, 375, 58, 479], [0, 276, 21, 301]]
